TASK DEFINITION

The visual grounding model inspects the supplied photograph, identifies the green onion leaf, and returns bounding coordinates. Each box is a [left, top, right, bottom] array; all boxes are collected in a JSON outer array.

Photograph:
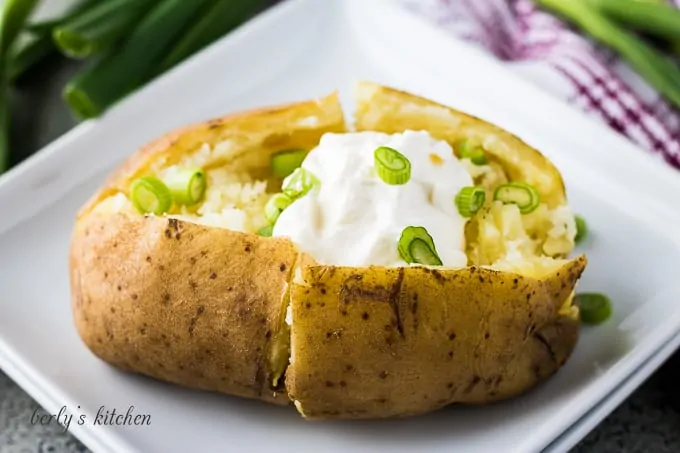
[[0, 0, 41, 55], [493, 182, 540, 214], [157, 0, 265, 73], [7, 32, 55, 83], [398, 226, 443, 266], [455, 186, 486, 217], [574, 214, 588, 245], [0, 0, 41, 173], [53, 0, 157, 59], [577, 293, 612, 325], [271, 149, 307, 179], [534, 0, 680, 111], [459, 140, 487, 165], [374, 146, 411, 185], [282, 167, 319, 200], [258, 225, 274, 237], [63, 0, 213, 119], [130, 176, 173, 215], [265, 193, 293, 224], [163, 167, 206, 206]]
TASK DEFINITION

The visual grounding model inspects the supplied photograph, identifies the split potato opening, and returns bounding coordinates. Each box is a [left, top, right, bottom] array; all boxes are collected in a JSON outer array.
[[70, 82, 586, 419]]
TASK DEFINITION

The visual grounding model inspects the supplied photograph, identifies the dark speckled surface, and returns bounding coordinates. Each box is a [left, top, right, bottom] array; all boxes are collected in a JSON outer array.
[[2, 54, 680, 453]]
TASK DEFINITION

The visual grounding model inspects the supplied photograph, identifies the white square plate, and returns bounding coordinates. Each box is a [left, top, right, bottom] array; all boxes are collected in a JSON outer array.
[[2, 1, 680, 452], [545, 330, 680, 453]]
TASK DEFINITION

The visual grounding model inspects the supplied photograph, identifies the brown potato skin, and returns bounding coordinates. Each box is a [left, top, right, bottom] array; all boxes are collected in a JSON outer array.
[[70, 81, 588, 418], [70, 92, 346, 404], [70, 212, 298, 404], [78, 92, 347, 219], [286, 256, 586, 419], [353, 82, 567, 208]]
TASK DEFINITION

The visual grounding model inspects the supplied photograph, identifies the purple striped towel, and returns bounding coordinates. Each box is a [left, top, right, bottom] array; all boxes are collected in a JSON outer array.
[[403, 0, 680, 170]]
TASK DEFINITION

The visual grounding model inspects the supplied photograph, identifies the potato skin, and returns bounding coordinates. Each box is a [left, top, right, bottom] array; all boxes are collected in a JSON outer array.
[[70, 82, 589, 418], [70, 212, 298, 404], [353, 82, 567, 208], [78, 92, 347, 219], [70, 91, 346, 404], [286, 256, 586, 419]]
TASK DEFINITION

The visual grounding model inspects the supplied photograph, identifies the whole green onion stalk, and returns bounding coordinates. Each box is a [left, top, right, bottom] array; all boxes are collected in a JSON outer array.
[[158, 0, 265, 73], [534, 0, 680, 111], [53, 0, 158, 59], [0, 0, 41, 173], [9, 0, 103, 82], [589, 0, 680, 41], [64, 0, 213, 119]]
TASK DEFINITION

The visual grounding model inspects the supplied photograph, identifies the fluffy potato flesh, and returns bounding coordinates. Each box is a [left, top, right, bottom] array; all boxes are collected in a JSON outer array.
[[70, 93, 347, 404], [284, 82, 587, 419], [70, 82, 587, 419]]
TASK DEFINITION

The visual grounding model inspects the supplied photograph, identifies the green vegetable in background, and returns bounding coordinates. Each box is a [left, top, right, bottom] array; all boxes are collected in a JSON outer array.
[[53, 0, 158, 59], [0, 0, 41, 173], [159, 0, 264, 73], [9, 0, 110, 83], [63, 0, 213, 119], [6, 31, 51, 82], [589, 0, 680, 41], [535, 0, 680, 111]]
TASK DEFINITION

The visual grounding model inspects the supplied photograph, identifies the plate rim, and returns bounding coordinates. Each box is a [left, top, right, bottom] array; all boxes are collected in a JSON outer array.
[[0, 0, 679, 452]]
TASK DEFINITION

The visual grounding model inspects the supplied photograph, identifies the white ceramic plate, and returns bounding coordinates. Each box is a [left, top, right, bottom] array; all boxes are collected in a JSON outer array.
[[545, 330, 680, 453], [2, 1, 680, 452]]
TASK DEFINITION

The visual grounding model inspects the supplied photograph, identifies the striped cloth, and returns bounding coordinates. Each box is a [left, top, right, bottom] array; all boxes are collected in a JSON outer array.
[[403, 0, 680, 170]]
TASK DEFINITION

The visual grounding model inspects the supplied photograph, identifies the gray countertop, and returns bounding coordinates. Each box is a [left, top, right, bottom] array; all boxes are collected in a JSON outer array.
[[2, 57, 680, 453]]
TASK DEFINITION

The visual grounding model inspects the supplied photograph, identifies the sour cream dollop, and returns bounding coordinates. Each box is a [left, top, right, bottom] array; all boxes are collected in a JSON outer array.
[[272, 130, 474, 267]]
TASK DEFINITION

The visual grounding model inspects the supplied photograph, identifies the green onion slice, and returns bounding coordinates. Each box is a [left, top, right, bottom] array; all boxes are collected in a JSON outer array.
[[577, 293, 612, 325], [574, 214, 588, 244], [130, 176, 173, 215], [265, 193, 293, 224], [282, 167, 320, 199], [374, 146, 411, 185], [459, 140, 487, 165], [163, 167, 206, 206], [455, 186, 486, 217], [398, 226, 443, 266], [493, 182, 540, 214], [271, 149, 307, 179], [258, 225, 274, 237]]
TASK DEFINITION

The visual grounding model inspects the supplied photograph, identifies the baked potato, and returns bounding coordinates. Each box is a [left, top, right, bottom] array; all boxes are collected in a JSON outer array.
[[69, 81, 587, 419]]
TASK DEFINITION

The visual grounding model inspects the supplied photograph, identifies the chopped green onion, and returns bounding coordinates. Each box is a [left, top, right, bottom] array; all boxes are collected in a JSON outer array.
[[577, 293, 612, 325], [258, 225, 273, 237], [459, 140, 487, 165], [265, 193, 293, 224], [374, 146, 411, 185], [282, 167, 320, 199], [270, 149, 307, 179], [162, 167, 206, 206], [398, 226, 443, 266], [130, 176, 173, 215], [574, 214, 588, 245], [455, 186, 486, 218], [493, 182, 540, 214]]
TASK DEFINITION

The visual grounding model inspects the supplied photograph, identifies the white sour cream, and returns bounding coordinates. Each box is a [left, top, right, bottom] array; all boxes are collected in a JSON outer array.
[[272, 130, 474, 267]]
